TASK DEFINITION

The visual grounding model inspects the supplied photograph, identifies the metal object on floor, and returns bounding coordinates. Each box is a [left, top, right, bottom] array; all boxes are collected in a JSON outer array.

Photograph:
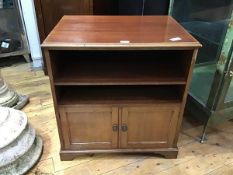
[[171, 0, 233, 142], [0, 107, 43, 175]]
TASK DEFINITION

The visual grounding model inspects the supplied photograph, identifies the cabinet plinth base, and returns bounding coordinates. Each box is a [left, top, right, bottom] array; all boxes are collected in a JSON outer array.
[[60, 148, 178, 161]]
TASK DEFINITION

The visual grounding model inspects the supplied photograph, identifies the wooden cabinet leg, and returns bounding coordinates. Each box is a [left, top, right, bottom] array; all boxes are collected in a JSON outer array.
[[60, 152, 77, 161], [60, 152, 95, 161], [156, 151, 178, 159], [163, 152, 178, 159]]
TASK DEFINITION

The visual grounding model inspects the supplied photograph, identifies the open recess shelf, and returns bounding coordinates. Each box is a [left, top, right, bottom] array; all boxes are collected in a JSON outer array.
[[56, 85, 184, 105], [50, 50, 192, 86]]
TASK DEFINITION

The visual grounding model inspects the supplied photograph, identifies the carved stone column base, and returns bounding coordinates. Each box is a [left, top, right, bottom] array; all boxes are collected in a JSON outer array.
[[0, 107, 43, 175], [0, 75, 29, 109], [13, 94, 29, 110]]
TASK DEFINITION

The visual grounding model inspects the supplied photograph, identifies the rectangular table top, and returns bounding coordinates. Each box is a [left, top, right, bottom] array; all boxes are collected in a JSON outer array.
[[42, 16, 201, 49]]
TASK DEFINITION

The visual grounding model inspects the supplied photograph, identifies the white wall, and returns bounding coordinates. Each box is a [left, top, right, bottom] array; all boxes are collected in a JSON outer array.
[[20, 0, 43, 68]]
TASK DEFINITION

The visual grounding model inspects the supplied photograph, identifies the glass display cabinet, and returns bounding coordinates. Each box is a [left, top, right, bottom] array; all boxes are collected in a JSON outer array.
[[0, 0, 30, 62], [171, 0, 233, 142]]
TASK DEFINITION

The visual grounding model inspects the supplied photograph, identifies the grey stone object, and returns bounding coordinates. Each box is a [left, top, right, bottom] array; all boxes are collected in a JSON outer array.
[[0, 74, 29, 109], [0, 107, 43, 175]]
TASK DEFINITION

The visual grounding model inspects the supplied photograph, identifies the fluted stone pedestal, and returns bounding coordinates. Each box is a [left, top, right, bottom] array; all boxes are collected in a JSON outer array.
[[0, 75, 29, 109], [0, 107, 43, 175]]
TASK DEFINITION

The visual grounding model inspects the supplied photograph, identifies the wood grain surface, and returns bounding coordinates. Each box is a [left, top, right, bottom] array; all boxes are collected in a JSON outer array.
[[42, 16, 201, 49]]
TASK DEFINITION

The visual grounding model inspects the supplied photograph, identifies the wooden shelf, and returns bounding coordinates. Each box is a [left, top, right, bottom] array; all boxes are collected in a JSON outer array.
[[52, 50, 188, 86], [57, 86, 183, 105], [55, 62, 186, 85]]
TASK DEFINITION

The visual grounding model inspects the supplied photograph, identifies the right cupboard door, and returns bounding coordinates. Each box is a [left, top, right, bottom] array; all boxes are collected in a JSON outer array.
[[120, 105, 180, 149]]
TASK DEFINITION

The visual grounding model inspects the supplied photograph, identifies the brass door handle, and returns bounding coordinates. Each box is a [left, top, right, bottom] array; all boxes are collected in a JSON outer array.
[[121, 124, 128, 132], [112, 124, 119, 132]]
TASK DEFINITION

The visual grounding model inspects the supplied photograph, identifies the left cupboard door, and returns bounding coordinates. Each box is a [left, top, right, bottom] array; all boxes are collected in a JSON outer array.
[[59, 106, 119, 150]]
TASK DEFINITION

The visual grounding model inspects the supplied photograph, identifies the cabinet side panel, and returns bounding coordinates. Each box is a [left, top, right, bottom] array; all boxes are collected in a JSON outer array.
[[173, 49, 199, 146], [44, 49, 65, 148]]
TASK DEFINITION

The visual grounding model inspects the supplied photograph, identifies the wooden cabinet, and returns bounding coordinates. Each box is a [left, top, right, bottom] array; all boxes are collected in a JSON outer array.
[[34, 0, 92, 41], [42, 16, 201, 160], [34, 0, 170, 42]]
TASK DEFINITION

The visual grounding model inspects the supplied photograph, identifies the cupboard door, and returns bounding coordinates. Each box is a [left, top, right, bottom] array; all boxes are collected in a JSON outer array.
[[120, 105, 180, 149], [59, 106, 118, 150]]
